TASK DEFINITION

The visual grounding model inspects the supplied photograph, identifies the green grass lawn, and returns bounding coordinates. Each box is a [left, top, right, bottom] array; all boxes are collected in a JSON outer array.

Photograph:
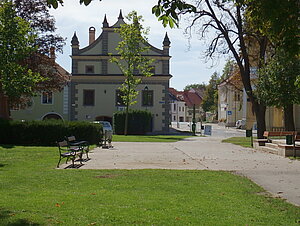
[[222, 136, 254, 148], [0, 146, 299, 225], [112, 135, 191, 142]]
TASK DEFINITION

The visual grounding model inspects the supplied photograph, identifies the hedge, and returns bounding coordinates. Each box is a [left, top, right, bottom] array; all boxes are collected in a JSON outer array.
[[113, 110, 152, 135], [0, 119, 102, 146]]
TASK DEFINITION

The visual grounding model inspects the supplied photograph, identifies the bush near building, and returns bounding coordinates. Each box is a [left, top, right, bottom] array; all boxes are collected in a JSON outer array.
[[0, 119, 102, 146], [113, 110, 152, 135]]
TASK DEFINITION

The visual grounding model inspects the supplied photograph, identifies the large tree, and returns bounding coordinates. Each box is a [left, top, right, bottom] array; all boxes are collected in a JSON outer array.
[[0, 0, 67, 119], [258, 51, 300, 131], [246, 0, 299, 130], [14, 0, 67, 93], [0, 0, 43, 119], [153, 0, 269, 137], [110, 11, 153, 135]]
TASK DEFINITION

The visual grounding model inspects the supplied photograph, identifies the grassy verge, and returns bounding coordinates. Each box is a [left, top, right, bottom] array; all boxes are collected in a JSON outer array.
[[112, 135, 191, 142], [0, 146, 299, 225], [222, 136, 254, 148]]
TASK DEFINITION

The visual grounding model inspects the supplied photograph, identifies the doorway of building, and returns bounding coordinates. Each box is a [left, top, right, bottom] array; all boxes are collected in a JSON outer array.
[[42, 113, 63, 120]]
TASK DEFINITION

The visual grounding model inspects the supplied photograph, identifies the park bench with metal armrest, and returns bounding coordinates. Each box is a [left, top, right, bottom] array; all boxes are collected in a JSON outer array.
[[56, 140, 83, 168], [66, 136, 90, 159]]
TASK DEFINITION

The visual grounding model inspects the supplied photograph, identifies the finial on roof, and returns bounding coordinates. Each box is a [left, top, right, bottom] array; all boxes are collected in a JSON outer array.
[[103, 14, 109, 27], [118, 9, 124, 20], [71, 32, 79, 45], [163, 32, 171, 46]]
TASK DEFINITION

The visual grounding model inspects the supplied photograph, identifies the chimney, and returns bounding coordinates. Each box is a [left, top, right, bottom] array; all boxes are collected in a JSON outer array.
[[50, 47, 55, 62], [89, 27, 96, 45]]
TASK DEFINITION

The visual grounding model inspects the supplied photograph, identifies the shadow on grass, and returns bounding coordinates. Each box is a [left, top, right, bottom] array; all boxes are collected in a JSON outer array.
[[0, 144, 15, 149], [149, 137, 194, 141], [0, 209, 40, 226]]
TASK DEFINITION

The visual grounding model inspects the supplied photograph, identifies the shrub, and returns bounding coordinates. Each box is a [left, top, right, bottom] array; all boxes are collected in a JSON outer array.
[[0, 119, 102, 146], [113, 110, 152, 135]]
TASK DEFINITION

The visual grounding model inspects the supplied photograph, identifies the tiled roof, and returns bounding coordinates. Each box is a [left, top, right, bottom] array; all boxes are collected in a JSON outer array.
[[183, 90, 202, 107], [169, 87, 202, 107]]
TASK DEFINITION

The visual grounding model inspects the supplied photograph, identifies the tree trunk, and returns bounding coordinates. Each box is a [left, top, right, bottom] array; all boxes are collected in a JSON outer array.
[[284, 104, 295, 131], [253, 101, 266, 138], [124, 103, 129, 136], [0, 86, 10, 120]]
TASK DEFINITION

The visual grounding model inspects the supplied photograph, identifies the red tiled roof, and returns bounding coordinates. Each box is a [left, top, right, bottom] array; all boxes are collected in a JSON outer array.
[[183, 90, 202, 107], [169, 87, 202, 107]]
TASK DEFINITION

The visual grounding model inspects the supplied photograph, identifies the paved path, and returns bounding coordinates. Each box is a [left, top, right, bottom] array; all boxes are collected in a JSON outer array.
[[63, 124, 300, 206]]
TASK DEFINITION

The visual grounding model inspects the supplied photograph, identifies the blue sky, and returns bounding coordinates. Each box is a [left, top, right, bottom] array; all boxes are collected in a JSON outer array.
[[50, 0, 227, 90]]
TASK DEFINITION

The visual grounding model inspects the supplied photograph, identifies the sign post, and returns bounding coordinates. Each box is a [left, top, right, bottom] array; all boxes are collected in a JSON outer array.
[[204, 125, 212, 136]]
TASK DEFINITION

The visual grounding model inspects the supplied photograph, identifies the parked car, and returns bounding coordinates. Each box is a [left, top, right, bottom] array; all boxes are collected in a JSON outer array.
[[93, 121, 113, 133], [235, 119, 246, 129]]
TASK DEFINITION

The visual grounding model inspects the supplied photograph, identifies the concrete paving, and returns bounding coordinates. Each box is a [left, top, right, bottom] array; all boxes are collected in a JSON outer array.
[[64, 124, 300, 207]]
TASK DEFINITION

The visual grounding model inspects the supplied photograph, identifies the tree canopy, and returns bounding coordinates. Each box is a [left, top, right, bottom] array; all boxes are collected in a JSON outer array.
[[0, 1, 43, 103], [184, 83, 206, 91], [202, 72, 220, 113], [14, 0, 67, 94]]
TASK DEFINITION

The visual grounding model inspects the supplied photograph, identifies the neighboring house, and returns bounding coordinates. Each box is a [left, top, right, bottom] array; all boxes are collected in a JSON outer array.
[[69, 11, 171, 132], [11, 62, 70, 121], [217, 67, 300, 130], [169, 88, 186, 123], [183, 89, 203, 122], [218, 75, 243, 127], [169, 88, 203, 122]]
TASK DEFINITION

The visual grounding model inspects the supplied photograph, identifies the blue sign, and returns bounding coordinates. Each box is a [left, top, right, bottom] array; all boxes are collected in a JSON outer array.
[[227, 111, 232, 115]]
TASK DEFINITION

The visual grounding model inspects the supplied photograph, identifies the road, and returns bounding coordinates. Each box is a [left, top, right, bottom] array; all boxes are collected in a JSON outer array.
[[170, 122, 247, 138]]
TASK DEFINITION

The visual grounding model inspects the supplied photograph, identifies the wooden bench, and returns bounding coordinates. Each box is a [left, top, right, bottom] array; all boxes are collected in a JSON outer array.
[[66, 136, 90, 159], [264, 131, 296, 142], [293, 135, 300, 157], [57, 140, 83, 168], [256, 131, 296, 146]]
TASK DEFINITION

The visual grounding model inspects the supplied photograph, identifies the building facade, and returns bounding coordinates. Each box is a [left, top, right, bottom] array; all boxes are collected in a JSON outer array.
[[11, 11, 172, 133], [169, 88, 203, 123], [70, 12, 171, 132]]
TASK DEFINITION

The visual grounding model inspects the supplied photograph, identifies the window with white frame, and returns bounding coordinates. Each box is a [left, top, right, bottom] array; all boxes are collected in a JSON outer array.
[[41, 92, 53, 104]]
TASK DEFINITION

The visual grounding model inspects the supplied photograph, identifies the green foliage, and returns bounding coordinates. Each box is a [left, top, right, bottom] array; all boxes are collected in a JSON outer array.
[[246, 0, 299, 57], [221, 59, 235, 81], [152, 0, 196, 28], [202, 72, 220, 113], [0, 147, 299, 225], [110, 11, 154, 135], [0, 119, 102, 146], [113, 110, 152, 135], [0, 0, 43, 100], [257, 51, 300, 108], [184, 83, 206, 91], [47, 0, 91, 8]]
